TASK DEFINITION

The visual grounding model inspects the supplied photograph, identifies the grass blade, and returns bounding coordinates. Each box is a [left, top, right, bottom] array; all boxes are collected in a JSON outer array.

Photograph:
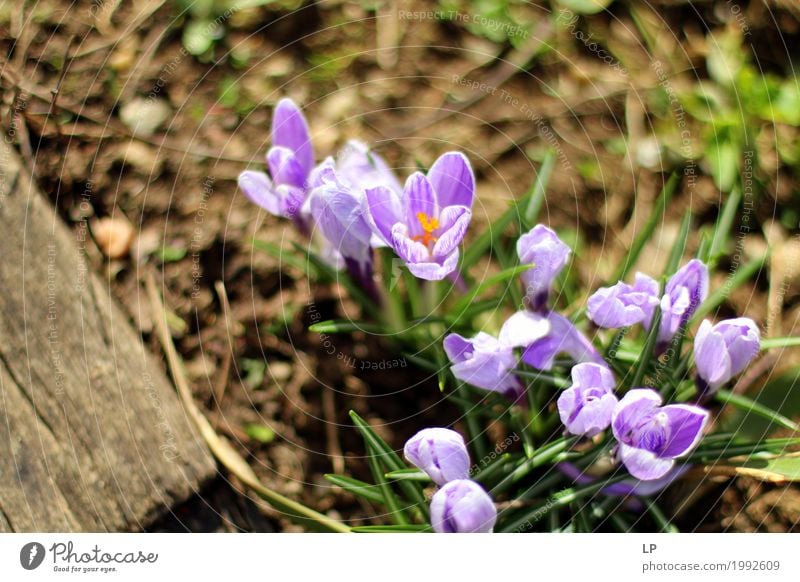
[[349, 411, 428, 510], [708, 187, 742, 263], [664, 210, 692, 277], [715, 389, 800, 432], [629, 306, 662, 389], [308, 320, 382, 334], [450, 264, 534, 316], [613, 172, 680, 282], [761, 337, 800, 350], [324, 474, 385, 504], [523, 149, 557, 228], [351, 524, 431, 533], [692, 254, 768, 321]]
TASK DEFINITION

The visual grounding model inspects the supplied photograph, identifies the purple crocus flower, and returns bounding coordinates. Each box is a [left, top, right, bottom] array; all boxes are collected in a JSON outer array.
[[443, 311, 550, 399], [693, 317, 760, 393], [308, 161, 377, 294], [430, 479, 497, 533], [517, 225, 571, 311], [587, 273, 660, 328], [364, 152, 475, 280], [238, 98, 314, 229], [611, 389, 709, 480], [557, 362, 618, 437], [404, 428, 470, 486], [655, 259, 709, 346], [521, 311, 603, 371]]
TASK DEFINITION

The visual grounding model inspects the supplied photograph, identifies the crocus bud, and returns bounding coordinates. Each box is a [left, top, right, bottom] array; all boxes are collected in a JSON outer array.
[[430, 479, 497, 533], [557, 362, 618, 437], [611, 389, 709, 480], [516, 225, 571, 311], [404, 428, 471, 485], [693, 317, 760, 393], [656, 259, 708, 345], [587, 273, 660, 329]]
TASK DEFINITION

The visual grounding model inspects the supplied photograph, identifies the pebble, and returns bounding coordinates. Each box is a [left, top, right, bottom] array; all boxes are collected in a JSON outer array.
[[91, 216, 136, 259]]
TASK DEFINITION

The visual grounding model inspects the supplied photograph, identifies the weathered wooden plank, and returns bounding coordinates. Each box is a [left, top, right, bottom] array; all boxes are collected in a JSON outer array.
[[0, 141, 216, 531]]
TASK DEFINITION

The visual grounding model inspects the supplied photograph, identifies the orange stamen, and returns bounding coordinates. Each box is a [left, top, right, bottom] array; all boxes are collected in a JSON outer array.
[[412, 211, 440, 247]]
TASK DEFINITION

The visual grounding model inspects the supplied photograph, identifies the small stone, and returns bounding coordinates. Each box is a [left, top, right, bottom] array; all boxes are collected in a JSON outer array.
[[120, 98, 172, 137], [91, 216, 136, 259], [268, 361, 293, 383]]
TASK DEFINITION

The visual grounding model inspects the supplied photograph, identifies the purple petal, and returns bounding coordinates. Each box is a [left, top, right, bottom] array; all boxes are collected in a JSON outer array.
[[659, 259, 709, 343], [403, 172, 437, 236], [391, 223, 430, 264], [309, 185, 372, 262], [521, 312, 602, 371], [498, 310, 551, 348], [659, 404, 709, 458], [364, 185, 402, 244], [693, 322, 732, 389], [427, 152, 475, 209], [405, 250, 460, 281], [558, 390, 618, 437], [443, 334, 474, 363], [445, 332, 518, 395], [587, 273, 660, 329], [267, 146, 307, 189], [718, 318, 761, 375], [238, 170, 282, 216], [404, 428, 471, 486], [308, 157, 337, 190], [611, 389, 662, 444], [516, 225, 572, 309], [271, 98, 314, 177], [618, 444, 675, 480], [571, 362, 616, 392], [337, 139, 403, 195], [430, 479, 496, 533], [432, 205, 471, 258]]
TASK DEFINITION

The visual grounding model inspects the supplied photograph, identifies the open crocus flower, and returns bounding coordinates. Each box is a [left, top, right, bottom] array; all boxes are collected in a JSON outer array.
[[654, 259, 708, 347], [444, 311, 550, 399], [238, 98, 314, 228], [364, 152, 475, 280], [587, 273, 660, 329], [521, 312, 603, 371], [404, 428, 471, 486], [611, 389, 709, 480], [517, 225, 571, 311], [430, 479, 497, 533], [557, 362, 618, 437], [693, 317, 760, 394]]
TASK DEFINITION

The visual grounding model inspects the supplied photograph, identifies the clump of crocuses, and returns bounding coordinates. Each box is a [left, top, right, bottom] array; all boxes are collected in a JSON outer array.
[[245, 100, 773, 533], [239, 98, 476, 288], [404, 428, 497, 533], [441, 226, 761, 484]]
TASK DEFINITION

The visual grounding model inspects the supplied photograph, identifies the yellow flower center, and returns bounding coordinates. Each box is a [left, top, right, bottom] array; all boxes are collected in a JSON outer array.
[[413, 212, 439, 247]]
